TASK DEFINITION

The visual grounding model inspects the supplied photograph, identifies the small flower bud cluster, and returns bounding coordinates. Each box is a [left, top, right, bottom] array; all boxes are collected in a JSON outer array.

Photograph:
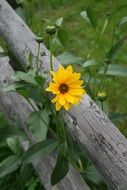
[[97, 91, 107, 101]]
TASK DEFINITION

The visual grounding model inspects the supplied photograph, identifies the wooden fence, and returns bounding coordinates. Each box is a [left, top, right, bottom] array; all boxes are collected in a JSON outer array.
[[0, 1, 127, 189]]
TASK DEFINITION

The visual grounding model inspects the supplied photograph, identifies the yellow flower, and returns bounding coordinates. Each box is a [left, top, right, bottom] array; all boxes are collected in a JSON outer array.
[[46, 65, 86, 111]]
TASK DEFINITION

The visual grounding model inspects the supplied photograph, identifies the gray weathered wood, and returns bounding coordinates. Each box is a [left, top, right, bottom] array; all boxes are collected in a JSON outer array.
[[0, 1, 127, 189], [0, 49, 90, 190]]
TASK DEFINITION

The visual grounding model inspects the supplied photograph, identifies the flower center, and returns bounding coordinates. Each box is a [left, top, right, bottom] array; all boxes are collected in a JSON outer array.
[[59, 83, 69, 94]]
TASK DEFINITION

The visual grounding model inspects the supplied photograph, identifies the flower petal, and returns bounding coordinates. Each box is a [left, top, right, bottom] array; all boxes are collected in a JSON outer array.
[[69, 80, 84, 87], [64, 93, 75, 103], [74, 96, 82, 104], [59, 94, 66, 105], [66, 65, 73, 74], [64, 102, 70, 110], [56, 102, 62, 111], [51, 95, 58, 103], [69, 88, 85, 96], [46, 83, 60, 94]]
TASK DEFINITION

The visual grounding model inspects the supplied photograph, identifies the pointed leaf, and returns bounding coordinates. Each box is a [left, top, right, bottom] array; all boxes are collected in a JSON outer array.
[[7, 138, 21, 155], [119, 16, 127, 26], [81, 8, 98, 28], [55, 17, 63, 27], [84, 165, 103, 185], [14, 71, 37, 85], [34, 75, 45, 87], [57, 52, 83, 65], [109, 112, 127, 122], [86, 8, 98, 28], [80, 11, 91, 25], [107, 38, 125, 60], [57, 29, 69, 47], [83, 59, 100, 68], [51, 153, 69, 185], [0, 155, 21, 178], [22, 139, 58, 164], [99, 64, 127, 77], [27, 110, 49, 142]]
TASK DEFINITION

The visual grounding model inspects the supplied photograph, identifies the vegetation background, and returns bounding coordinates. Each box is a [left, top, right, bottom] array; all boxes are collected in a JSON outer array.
[[22, 0, 127, 133]]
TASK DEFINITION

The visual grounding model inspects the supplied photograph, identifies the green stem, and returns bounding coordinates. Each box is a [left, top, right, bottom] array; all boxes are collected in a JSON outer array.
[[36, 42, 40, 75], [99, 19, 108, 46], [61, 110, 67, 143], [26, 98, 57, 139], [101, 101, 104, 111], [55, 112, 60, 142], [111, 0, 119, 47], [98, 0, 119, 93], [87, 71, 92, 86], [92, 77, 97, 98], [98, 64, 108, 92], [49, 35, 53, 71], [55, 110, 68, 155]]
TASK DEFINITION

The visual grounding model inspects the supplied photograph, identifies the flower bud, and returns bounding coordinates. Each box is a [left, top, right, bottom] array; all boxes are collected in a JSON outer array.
[[46, 25, 56, 35], [104, 59, 111, 65], [106, 12, 110, 17], [97, 91, 107, 101], [35, 37, 44, 43]]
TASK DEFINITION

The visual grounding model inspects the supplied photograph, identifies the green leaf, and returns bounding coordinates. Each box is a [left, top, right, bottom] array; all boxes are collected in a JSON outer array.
[[0, 155, 21, 178], [55, 17, 63, 27], [86, 8, 98, 28], [21, 87, 43, 102], [51, 153, 69, 185], [0, 52, 7, 58], [118, 16, 127, 26], [116, 4, 127, 14], [57, 52, 83, 65], [84, 165, 103, 185], [109, 112, 127, 123], [100, 64, 127, 77], [81, 8, 98, 28], [27, 110, 49, 142], [25, 178, 39, 190], [0, 125, 25, 142], [7, 138, 21, 155], [66, 133, 88, 171], [34, 75, 45, 87], [0, 146, 13, 161], [28, 52, 33, 69], [16, 0, 24, 4], [14, 71, 37, 85], [107, 38, 125, 60], [80, 11, 91, 25], [95, 100, 109, 115], [22, 139, 58, 164], [83, 59, 100, 68], [19, 165, 34, 188], [4, 81, 43, 102], [4, 83, 23, 92], [57, 29, 69, 47]]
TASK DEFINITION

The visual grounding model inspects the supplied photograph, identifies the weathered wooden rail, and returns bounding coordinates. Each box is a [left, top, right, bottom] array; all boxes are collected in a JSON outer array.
[[0, 0, 127, 189]]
